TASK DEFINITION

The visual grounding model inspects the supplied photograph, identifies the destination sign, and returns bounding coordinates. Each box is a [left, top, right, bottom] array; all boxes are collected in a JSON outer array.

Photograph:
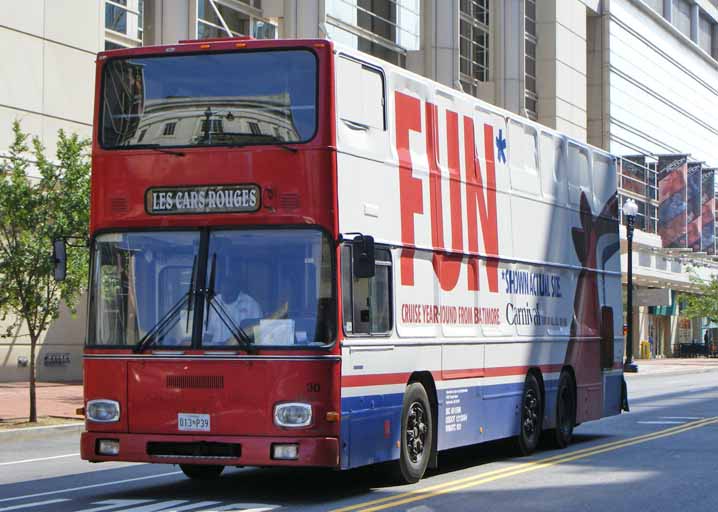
[[146, 185, 260, 215]]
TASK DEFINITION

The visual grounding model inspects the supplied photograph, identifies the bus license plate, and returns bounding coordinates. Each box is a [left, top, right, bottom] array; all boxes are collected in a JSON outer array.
[[178, 413, 210, 432]]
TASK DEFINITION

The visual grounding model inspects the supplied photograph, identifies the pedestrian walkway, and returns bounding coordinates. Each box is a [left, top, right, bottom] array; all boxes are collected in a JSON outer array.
[[0, 382, 83, 421], [627, 357, 718, 376]]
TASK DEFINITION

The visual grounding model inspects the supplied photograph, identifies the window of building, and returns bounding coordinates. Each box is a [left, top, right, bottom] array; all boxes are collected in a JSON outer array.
[[197, 0, 276, 40], [341, 244, 392, 335], [201, 119, 224, 134], [248, 122, 262, 135], [643, 0, 663, 15], [524, 0, 537, 120], [699, 13, 714, 55], [105, 0, 144, 49], [162, 122, 177, 136], [459, 0, 490, 97], [673, 0, 692, 38], [325, 0, 421, 68]]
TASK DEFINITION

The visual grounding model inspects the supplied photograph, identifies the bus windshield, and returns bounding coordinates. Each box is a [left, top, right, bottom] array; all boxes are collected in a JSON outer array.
[[89, 229, 335, 349], [101, 49, 317, 149]]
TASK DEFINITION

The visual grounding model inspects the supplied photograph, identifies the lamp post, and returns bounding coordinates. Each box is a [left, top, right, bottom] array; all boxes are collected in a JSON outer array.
[[623, 198, 639, 373]]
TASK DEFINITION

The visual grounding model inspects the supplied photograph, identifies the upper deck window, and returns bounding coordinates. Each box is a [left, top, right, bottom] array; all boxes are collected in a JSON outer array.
[[101, 49, 318, 149]]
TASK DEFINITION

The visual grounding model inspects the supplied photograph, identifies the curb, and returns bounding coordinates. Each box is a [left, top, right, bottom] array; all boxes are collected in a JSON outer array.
[[0, 421, 84, 440]]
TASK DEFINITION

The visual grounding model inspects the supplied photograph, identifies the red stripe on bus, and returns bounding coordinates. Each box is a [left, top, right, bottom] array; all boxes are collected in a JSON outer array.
[[343, 364, 567, 387]]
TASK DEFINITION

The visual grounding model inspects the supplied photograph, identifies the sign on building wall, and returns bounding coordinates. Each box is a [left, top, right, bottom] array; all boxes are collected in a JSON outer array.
[[701, 168, 716, 254], [657, 154, 689, 248], [687, 162, 703, 252], [635, 287, 672, 307]]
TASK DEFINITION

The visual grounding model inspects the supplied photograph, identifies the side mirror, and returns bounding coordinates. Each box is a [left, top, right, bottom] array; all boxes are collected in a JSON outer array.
[[53, 239, 67, 282], [352, 235, 375, 278]]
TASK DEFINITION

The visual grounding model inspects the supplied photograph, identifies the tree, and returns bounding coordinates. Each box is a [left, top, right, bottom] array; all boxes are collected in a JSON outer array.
[[0, 121, 90, 422], [679, 275, 718, 324]]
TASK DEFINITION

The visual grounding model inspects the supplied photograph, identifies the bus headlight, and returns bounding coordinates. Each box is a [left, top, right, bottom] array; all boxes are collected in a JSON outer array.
[[273, 402, 312, 428], [86, 399, 120, 422]]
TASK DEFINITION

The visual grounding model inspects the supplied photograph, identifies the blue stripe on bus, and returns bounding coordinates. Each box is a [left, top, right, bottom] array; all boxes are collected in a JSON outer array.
[[340, 378, 561, 470]]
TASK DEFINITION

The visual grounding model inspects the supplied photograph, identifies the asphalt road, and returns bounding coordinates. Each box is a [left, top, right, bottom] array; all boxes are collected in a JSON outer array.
[[1, 368, 717, 512]]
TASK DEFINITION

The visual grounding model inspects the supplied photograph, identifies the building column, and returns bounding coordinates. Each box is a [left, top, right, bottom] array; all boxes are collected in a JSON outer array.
[[535, 0, 588, 141], [417, 0, 458, 88], [271, 0, 325, 39], [690, 1, 700, 43], [663, 0, 673, 22]]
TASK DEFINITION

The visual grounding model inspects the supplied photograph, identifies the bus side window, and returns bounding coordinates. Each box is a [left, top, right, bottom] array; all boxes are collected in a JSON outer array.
[[341, 245, 392, 335], [337, 56, 386, 130]]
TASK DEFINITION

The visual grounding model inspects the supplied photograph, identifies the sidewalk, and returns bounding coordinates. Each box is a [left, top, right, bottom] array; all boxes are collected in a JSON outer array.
[[626, 357, 718, 376], [0, 382, 83, 421]]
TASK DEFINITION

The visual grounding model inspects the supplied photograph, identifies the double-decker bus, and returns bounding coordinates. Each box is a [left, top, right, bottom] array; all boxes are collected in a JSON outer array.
[[78, 37, 626, 484]]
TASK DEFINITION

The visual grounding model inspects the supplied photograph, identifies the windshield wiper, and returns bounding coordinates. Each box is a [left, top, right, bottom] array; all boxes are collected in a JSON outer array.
[[122, 144, 186, 157], [134, 256, 197, 353], [204, 253, 255, 352]]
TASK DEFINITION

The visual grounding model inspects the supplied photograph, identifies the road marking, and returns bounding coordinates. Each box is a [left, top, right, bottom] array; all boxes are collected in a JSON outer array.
[[73, 500, 152, 512], [0, 453, 79, 466], [636, 421, 686, 425], [0, 499, 70, 511], [114, 500, 188, 512], [332, 416, 718, 512], [661, 416, 702, 420], [206, 505, 279, 511], [0, 471, 183, 504]]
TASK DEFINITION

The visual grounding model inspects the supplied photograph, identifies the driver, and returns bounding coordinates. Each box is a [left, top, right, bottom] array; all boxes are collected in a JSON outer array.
[[204, 270, 263, 345]]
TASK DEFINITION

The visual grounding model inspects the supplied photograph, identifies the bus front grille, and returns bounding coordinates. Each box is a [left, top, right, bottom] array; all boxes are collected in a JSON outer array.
[[147, 441, 241, 459]]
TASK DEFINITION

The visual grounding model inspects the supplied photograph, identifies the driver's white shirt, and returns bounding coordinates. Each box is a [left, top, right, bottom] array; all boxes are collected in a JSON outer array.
[[204, 292, 262, 345]]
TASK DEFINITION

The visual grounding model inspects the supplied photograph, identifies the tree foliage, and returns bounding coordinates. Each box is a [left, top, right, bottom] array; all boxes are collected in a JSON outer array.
[[679, 275, 718, 323], [0, 121, 90, 421]]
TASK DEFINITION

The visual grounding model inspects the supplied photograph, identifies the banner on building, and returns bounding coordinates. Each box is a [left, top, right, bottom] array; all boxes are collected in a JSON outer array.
[[657, 154, 689, 248], [621, 156, 647, 196], [687, 162, 703, 252], [702, 168, 716, 254]]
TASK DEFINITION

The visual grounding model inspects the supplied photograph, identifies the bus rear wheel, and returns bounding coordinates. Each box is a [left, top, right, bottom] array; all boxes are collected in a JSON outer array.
[[552, 371, 576, 449], [179, 464, 225, 480], [396, 382, 434, 484], [516, 373, 543, 456]]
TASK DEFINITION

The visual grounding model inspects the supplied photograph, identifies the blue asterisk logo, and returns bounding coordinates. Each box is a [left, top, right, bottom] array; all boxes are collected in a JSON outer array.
[[496, 129, 507, 164]]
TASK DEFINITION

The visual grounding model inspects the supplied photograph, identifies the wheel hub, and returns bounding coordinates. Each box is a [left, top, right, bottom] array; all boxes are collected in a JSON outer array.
[[523, 389, 539, 436], [406, 401, 427, 463]]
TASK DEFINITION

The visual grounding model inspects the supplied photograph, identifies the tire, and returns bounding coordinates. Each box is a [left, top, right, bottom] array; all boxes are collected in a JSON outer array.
[[552, 371, 576, 449], [516, 373, 543, 456], [396, 382, 434, 484], [179, 464, 225, 480]]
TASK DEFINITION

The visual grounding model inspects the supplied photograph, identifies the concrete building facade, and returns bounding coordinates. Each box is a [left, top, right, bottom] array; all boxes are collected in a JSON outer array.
[[2, 0, 718, 381]]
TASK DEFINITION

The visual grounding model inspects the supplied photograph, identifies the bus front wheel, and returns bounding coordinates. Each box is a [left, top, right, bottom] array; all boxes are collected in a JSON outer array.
[[179, 464, 225, 480], [396, 382, 434, 484], [516, 373, 543, 455]]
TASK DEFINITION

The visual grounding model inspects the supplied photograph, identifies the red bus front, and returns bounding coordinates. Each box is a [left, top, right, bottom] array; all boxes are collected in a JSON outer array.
[[80, 39, 343, 474]]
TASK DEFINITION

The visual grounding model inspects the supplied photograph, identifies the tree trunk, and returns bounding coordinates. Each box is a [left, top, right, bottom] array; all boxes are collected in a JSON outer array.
[[29, 333, 38, 423]]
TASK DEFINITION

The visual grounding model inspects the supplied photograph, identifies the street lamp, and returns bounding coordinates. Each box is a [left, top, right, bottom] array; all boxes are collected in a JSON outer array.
[[623, 198, 639, 373]]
